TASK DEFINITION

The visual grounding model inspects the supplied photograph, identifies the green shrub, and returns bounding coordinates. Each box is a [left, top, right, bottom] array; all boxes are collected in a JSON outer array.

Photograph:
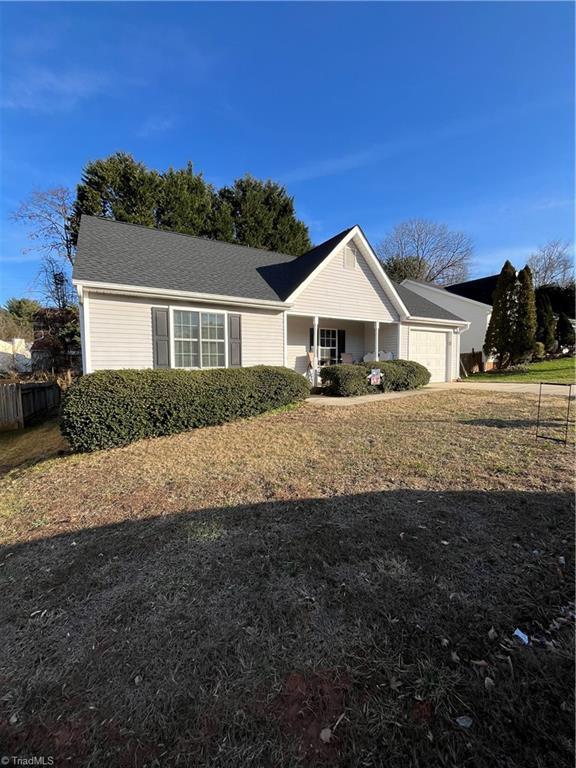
[[61, 366, 310, 452], [532, 341, 545, 361], [320, 364, 375, 396], [320, 359, 431, 396]]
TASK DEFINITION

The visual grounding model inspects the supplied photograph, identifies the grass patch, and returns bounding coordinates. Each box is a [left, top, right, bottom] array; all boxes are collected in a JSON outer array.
[[468, 357, 576, 383], [0, 392, 573, 766], [0, 418, 69, 475]]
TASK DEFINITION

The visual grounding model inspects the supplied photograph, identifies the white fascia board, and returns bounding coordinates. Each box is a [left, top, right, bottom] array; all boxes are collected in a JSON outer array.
[[402, 279, 493, 311], [73, 280, 290, 310], [284, 225, 410, 319], [351, 227, 410, 319], [406, 316, 470, 329]]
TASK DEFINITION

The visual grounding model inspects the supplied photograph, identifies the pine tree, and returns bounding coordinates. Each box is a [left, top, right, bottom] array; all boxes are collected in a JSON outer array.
[[71, 152, 160, 243], [512, 266, 537, 363], [218, 175, 312, 255], [483, 260, 517, 367], [70, 157, 312, 256], [156, 163, 215, 237], [557, 312, 575, 347], [535, 290, 556, 352]]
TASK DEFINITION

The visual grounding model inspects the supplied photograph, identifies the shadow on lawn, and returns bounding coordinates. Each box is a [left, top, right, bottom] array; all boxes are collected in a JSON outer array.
[[460, 418, 575, 432], [0, 489, 574, 768]]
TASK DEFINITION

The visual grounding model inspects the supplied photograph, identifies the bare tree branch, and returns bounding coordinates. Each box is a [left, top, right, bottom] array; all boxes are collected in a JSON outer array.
[[375, 218, 472, 285], [528, 240, 574, 287], [11, 187, 76, 306]]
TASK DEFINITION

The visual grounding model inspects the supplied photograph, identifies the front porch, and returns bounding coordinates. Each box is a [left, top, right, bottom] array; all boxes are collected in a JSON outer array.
[[285, 314, 400, 383]]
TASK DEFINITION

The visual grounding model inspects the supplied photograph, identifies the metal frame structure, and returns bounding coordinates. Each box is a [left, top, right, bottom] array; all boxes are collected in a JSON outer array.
[[535, 382, 574, 447]]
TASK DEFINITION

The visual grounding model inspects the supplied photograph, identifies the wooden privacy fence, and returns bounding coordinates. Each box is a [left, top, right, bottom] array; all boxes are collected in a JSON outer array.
[[0, 382, 60, 431], [460, 350, 484, 375]]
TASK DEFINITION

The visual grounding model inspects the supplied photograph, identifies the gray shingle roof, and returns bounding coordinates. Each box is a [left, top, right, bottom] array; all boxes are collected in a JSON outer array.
[[74, 216, 302, 302], [394, 282, 464, 322], [74, 216, 464, 321]]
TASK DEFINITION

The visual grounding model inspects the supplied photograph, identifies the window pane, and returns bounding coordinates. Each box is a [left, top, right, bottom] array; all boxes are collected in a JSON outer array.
[[175, 339, 199, 368], [201, 340, 225, 367], [174, 310, 199, 340], [201, 313, 225, 341]]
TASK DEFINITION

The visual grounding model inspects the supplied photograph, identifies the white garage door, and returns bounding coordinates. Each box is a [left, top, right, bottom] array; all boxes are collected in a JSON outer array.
[[409, 329, 448, 382]]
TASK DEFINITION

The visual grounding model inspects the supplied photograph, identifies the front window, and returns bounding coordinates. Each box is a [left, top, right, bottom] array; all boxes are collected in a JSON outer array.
[[318, 328, 337, 366], [173, 310, 225, 368]]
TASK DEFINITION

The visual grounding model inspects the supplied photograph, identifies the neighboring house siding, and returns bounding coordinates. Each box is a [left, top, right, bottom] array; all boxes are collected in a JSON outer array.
[[291, 245, 399, 322], [87, 292, 284, 370], [403, 281, 490, 357]]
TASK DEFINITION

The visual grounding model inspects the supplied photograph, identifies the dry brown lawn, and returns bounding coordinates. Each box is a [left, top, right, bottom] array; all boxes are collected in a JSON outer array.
[[0, 391, 574, 767]]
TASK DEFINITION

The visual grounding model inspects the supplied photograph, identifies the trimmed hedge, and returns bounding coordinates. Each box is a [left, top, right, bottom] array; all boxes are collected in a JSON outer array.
[[320, 359, 431, 396], [60, 366, 310, 452]]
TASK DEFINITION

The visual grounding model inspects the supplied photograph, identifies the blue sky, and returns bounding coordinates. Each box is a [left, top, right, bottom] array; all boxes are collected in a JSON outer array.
[[1, 1, 574, 303]]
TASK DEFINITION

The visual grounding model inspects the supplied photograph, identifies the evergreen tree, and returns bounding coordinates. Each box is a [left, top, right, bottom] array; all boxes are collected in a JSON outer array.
[[535, 291, 556, 352], [483, 260, 517, 367], [71, 152, 161, 243], [4, 297, 42, 323], [70, 156, 312, 256], [511, 266, 537, 362], [156, 163, 215, 237], [218, 175, 312, 255], [557, 312, 575, 347]]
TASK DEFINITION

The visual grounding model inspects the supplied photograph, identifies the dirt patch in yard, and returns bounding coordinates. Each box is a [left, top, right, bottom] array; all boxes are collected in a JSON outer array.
[[0, 392, 574, 767]]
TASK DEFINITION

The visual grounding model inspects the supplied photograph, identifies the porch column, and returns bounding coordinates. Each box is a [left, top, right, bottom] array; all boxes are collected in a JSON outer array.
[[374, 321, 380, 362], [397, 323, 402, 360], [313, 315, 319, 385]]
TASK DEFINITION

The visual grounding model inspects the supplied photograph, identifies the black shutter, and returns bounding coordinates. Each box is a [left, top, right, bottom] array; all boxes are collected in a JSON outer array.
[[337, 329, 346, 356], [309, 327, 314, 350], [228, 313, 242, 367], [152, 308, 170, 368]]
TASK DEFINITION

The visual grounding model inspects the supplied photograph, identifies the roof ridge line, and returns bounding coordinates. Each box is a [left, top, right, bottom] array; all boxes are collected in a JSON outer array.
[[81, 214, 299, 261]]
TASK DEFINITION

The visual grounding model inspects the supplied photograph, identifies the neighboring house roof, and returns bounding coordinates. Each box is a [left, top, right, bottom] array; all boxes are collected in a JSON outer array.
[[74, 215, 464, 322], [445, 275, 499, 306], [393, 282, 464, 322], [402, 278, 492, 310]]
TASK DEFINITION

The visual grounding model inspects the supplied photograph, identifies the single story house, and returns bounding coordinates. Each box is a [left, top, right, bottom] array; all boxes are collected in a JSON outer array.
[[73, 216, 469, 384], [401, 278, 493, 365]]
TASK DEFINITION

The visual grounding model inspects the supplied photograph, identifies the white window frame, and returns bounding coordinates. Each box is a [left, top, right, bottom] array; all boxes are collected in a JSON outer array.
[[318, 327, 338, 366], [169, 306, 228, 369]]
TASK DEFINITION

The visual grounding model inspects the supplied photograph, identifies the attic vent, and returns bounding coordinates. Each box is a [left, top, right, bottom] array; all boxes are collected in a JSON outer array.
[[343, 244, 357, 270]]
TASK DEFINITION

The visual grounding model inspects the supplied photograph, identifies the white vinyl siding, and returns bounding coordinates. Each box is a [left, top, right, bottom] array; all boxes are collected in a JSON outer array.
[[378, 323, 400, 359], [291, 245, 399, 322], [86, 292, 284, 371]]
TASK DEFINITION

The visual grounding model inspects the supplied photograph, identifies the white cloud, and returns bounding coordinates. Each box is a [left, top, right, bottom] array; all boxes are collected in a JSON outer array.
[[1, 67, 108, 112], [281, 146, 382, 184], [137, 115, 176, 138]]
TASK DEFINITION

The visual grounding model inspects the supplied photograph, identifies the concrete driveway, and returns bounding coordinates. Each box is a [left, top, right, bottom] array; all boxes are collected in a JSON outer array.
[[307, 380, 574, 406]]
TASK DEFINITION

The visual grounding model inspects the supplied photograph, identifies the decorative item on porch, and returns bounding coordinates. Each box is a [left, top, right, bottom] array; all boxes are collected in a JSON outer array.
[[369, 368, 382, 386], [306, 350, 315, 384]]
